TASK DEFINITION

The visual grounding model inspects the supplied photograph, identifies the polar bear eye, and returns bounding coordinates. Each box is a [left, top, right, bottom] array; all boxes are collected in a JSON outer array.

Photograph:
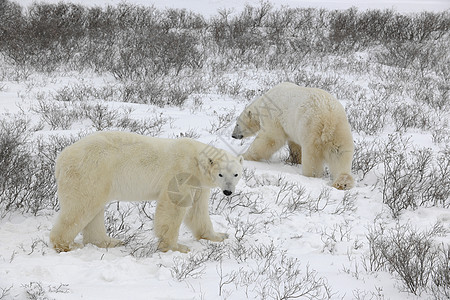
[[219, 174, 223, 177], [234, 174, 238, 177]]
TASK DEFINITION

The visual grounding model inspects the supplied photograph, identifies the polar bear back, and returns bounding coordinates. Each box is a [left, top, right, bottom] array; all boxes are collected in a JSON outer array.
[[55, 131, 200, 202], [258, 82, 350, 147]]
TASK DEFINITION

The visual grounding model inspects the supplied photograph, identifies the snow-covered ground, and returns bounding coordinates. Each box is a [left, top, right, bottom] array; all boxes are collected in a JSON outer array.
[[1, 1, 449, 300]]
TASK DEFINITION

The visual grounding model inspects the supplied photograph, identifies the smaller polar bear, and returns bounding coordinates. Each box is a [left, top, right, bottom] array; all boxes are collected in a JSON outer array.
[[50, 131, 243, 253], [232, 82, 354, 190]]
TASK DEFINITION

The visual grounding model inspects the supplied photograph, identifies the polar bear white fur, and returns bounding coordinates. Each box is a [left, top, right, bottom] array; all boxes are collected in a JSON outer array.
[[232, 82, 354, 190], [50, 131, 243, 253]]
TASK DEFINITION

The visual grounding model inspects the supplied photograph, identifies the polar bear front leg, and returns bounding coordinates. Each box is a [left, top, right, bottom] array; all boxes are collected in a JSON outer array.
[[301, 145, 324, 178], [82, 208, 123, 248], [328, 150, 355, 190], [184, 189, 228, 242], [243, 132, 285, 161], [154, 194, 189, 253]]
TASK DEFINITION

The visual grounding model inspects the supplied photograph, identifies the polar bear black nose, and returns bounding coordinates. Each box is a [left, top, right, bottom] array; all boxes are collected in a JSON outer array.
[[232, 134, 243, 139], [223, 190, 232, 196]]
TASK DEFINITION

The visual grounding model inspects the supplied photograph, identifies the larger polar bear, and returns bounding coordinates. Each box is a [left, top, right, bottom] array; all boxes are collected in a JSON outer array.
[[232, 82, 354, 190], [50, 131, 243, 253]]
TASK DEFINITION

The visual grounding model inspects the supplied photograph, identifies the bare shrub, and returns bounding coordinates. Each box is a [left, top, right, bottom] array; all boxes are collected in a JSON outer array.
[[216, 77, 243, 96], [33, 99, 83, 130], [379, 135, 450, 217], [34, 97, 168, 134], [226, 213, 261, 243], [275, 182, 334, 218], [308, 187, 331, 214], [432, 125, 450, 145], [320, 220, 352, 253], [430, 244, 450, 300], [292, 69, 344, 96], [116, 113, 168, 137], [364, 223, 388, 273], [161, 8, 206, 30], [0, 285, 12, 300], [122, 77, 194, 107], [364, 222, 447, 295], [346, 94, 389, 135], [391, 103, 435, 132], [328, 8, 449, 52], [408, 75, 449, 111], [172, 129, 201, 139], [104, 202, 136, 242], [82, 102, 120, 131], [279, 184, 309, 217], [53, 83, 121, 103], [375, 41, 423, 69], [23, 282, 48, 300], [104, 202, 159, 257], [352, 139, 383, 180], [332, 192, 357, 215], [222, 249, 335, 300], [171, 252, 208, 281], [0, 117, 65, 217], [0, 115, 82, 218], [208, 109, 236, 134], [22, 281, 69, 300]]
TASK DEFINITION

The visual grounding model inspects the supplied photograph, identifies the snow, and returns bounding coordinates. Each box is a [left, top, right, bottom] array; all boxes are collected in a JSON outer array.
[[1, 1, 449, 300]]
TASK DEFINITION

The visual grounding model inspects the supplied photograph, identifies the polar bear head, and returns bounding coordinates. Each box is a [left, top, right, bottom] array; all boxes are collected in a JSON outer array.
[[198, 148, 244, 196], [231, 108, 260, 139]]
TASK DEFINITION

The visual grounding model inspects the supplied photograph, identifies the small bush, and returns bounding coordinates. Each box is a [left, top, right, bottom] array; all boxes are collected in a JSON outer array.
[[219, 249, 334, 299], [352, 139, 383, 180], [171, 252, 208, 281], [22, 281, 69, 300], [379, 135, 450, 217], [33, 99, 83, 130], [0, 117, 77, 217], [430, 245, 450, 300], [365, 222, 448, 296], [392, 103, 435, 132], [346, 94, 389, 135]]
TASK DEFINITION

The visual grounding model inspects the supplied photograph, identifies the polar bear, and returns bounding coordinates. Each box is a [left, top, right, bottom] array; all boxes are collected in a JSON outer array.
[[50, 131, 243, 253], [232, 82, 354, 190]]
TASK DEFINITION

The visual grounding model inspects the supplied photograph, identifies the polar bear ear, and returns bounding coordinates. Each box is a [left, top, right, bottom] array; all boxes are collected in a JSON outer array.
[[195, 156, 214, 178], [238, 155, 244, 165]]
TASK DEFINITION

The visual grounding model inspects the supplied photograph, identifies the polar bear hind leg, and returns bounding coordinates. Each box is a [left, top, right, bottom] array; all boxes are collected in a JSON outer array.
[[82, 208, 123, 248], [50, 195, 104, 252], [50, 212, 84, 252]]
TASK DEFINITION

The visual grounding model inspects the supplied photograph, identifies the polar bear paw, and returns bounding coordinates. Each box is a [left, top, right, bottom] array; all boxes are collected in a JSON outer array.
[[53, 241, 83, 253], [201, 232, 229, 242], [332, 174, 354, 190], [92, 237, 124, 248], [158, 242, 190, 253]]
